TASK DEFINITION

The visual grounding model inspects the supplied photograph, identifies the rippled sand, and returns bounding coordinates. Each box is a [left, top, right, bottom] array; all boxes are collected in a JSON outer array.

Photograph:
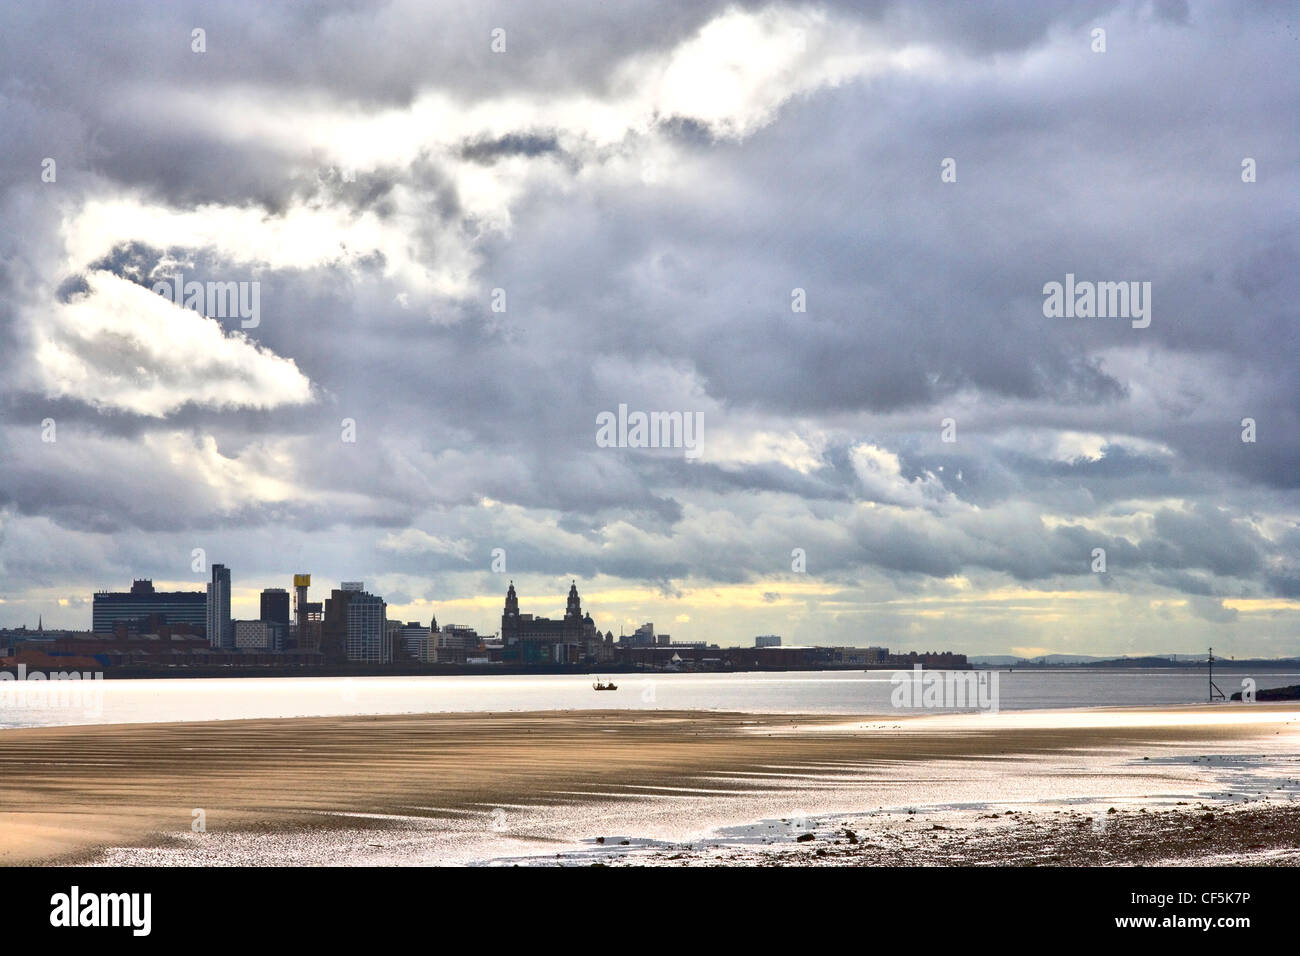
[[0, 705, 1296, 865]]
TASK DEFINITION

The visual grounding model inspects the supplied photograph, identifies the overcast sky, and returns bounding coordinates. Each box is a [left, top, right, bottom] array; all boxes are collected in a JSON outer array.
[[0, 1, 1296, 657]]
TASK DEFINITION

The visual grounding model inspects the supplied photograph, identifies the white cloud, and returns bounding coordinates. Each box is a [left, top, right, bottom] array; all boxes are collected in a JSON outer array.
[[32, 270, 313, 416], [49, 6, 942, 326], [626, 5, 937, 139], [378, 529, 472, 561], [62, 193, 479, 300], [849, 442, 955, 510], [707, 427, 826, 473]]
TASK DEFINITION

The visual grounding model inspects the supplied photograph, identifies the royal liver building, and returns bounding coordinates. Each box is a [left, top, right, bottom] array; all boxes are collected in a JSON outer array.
[[501, 580, 610, 665]]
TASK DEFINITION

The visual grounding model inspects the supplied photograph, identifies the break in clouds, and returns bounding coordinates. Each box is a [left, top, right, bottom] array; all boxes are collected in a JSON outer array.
[[0, 0, 1296, 657]]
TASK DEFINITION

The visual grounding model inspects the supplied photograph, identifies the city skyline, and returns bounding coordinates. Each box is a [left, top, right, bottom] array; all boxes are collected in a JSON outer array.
[[5, 561, 1297, 658]]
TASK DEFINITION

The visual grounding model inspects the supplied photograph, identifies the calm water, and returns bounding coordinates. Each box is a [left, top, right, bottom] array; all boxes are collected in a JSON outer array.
[[2, 668, 1295, 729]]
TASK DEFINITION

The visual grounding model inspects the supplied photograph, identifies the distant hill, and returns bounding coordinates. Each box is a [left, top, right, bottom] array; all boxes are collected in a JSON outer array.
[[970, 654, 1111, 665], [971, 654, 1300, 668]]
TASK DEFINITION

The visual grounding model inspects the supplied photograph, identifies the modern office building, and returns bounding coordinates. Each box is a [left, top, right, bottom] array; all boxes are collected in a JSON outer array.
[[438, 624, 480, 648], [234, 619, 277, 650], [293, 573, 311, 644], [620, 622, 658, 646], [397, 622, 432, 662], [260, 588, 290, 627], [320, 588, 354, 663], [296, 601, 322, 650], [92, 579, 207, 634], [205, 564, 233, 650], [755, 634, 782, 648], [344, 587, 388, 664]]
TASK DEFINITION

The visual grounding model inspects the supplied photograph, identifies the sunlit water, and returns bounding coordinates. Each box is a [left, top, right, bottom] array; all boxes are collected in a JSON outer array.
[[3, 668, 1296, 729]]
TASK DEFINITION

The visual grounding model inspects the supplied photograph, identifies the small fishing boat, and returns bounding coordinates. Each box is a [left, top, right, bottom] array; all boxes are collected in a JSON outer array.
[[592, 677, 618, 691]]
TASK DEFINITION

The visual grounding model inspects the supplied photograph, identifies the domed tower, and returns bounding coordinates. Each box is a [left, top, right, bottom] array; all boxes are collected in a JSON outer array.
[[501, 582, 521, 657], [564, 580, 582, 622]]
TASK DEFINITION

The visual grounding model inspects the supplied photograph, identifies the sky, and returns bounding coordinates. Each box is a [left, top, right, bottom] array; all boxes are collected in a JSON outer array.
[[0, 1, 1297, 658]]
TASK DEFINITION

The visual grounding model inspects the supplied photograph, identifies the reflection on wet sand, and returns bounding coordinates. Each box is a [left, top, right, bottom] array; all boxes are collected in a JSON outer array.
[[0, 706, 1295, 865]]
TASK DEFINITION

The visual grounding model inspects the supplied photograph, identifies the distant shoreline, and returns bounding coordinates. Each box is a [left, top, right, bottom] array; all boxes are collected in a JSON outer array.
[[4, 660, 1298, 680]]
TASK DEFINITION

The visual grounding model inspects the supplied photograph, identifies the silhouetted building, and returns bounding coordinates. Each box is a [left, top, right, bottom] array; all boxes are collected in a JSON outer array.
[[884, 650, 968, 669], [293, 573, 311, 645], [205, 564, 233, 650], [321, 588, 354, 663], [621, 622, 657, 646], [260, 588, 290, 627], [320, 581, 387, 664], [346, 588, 388, 664], [398, 622, 432, 662], [92, 579, 207, 635], [234, 619, 285, 651], [432, 624, 485, 663], [296, 601, 322, 650], [501, 581, 601, 665]]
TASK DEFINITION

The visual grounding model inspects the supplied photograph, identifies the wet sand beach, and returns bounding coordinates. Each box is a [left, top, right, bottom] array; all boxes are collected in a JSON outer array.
[[0, 705, 1297, 865]]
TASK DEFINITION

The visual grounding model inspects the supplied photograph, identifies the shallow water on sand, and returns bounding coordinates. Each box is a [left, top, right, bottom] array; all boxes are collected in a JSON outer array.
[[92, 730, 1300, 867]]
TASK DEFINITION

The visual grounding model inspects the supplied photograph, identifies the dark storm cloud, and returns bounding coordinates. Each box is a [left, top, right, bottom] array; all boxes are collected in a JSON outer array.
[[995, 444, 1174, 487], [0, 0, 732, 113], [88, 132, 309, 214], [459, 133, 563, 165], [0, 0, 1296, 648]]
